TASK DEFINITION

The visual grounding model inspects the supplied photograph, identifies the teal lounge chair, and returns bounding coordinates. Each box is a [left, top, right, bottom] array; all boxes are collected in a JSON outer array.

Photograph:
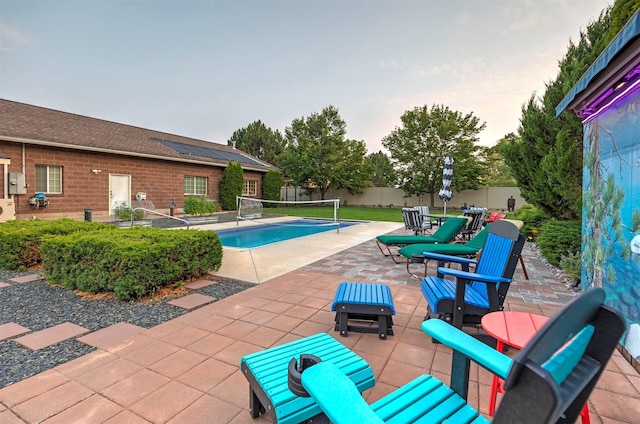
[[287, 288, 624, 424], [398, 224, 490, 276], [375, 216, 469, 263]]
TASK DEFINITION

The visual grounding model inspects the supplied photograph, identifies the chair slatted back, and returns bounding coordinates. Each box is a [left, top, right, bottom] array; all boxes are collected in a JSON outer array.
[[401, 208, 415, 230], [415, 206, 433, 230], [495, 288, 625, 423], [470, 221, 525, 305]]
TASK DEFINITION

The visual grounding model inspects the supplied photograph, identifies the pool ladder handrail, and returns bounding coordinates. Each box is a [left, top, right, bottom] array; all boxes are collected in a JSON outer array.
[[131, 207, 190, 229]]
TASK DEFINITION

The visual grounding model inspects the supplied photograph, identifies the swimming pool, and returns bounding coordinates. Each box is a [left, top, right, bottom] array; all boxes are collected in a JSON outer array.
[[216, 220, 355, 248]]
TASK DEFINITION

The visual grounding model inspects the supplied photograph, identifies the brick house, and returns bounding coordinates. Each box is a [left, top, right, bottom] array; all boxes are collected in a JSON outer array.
[[0, 99, 277, 221]]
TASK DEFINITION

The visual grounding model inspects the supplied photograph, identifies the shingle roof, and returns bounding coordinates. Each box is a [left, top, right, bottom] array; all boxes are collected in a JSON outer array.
[[0, 99, 276, 172]]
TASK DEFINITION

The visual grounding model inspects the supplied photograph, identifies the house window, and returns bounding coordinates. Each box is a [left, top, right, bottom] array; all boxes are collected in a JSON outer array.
[[243, 180, 257, 196], [184, 176, 207, 195], [35, 165, 62, 193]]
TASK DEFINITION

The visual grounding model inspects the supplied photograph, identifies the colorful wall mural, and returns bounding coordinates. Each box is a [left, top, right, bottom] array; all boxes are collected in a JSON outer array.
[[582, 87, 640, 363], [556, 10, 640, 370]]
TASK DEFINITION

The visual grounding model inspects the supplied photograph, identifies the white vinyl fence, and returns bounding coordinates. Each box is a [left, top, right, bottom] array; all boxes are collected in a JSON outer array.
[[281, 186, 526, 212]]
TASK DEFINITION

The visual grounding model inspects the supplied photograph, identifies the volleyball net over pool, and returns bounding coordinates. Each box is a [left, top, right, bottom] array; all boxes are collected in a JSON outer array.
[[236, 196, 340, 228]]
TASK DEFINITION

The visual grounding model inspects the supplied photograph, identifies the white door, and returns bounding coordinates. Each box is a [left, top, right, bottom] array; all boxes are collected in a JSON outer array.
[[109, 174, 131, 215]]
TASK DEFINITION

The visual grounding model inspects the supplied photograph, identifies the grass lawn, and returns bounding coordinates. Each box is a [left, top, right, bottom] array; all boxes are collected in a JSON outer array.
[[262, 206, 463, 222]]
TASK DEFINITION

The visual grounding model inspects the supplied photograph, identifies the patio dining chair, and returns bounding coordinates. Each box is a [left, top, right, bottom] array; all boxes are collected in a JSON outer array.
[[458, 207, 486, 240], [288, 288, 624, 424]]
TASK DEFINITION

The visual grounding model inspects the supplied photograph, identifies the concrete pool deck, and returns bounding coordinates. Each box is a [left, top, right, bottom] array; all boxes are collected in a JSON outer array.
[[202, 220, 404, 284]]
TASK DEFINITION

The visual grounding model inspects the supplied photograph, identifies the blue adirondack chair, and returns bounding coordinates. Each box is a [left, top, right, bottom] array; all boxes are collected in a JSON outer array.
[[287, 288, 625, 423], [420, 219, 525, 332]]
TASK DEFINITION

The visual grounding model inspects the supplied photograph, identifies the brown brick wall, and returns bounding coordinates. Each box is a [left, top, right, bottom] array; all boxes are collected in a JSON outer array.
[[0, 142, 264, 220]]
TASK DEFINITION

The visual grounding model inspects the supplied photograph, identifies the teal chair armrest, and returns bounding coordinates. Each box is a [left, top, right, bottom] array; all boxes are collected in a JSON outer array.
[[301, 362, 384, 424], [422, 319, 512, 379], [437, 267, 512, 285]]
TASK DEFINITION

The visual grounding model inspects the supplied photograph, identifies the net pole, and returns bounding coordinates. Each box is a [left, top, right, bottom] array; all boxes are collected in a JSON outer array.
[[236, 196, 240, 226], [335, 199, 340, 233]]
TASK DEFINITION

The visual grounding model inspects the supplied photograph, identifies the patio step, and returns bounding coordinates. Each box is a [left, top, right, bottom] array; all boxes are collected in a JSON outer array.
[[167, 293, 216, 309], [185, 279, 216, 289], [7, 274, 44, 284]]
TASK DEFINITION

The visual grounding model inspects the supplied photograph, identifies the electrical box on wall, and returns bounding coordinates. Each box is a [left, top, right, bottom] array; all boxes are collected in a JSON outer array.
[[8, 172, 26, 195]]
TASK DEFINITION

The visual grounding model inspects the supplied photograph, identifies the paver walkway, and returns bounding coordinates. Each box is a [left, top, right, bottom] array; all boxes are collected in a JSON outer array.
[[0, 234, 638, 423]]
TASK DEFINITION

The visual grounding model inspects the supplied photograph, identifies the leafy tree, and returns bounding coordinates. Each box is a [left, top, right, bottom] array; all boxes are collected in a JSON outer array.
[[484, 134, 517, 187], [368, 151, 396, 187], [227, 120, 284, 165], [382, 104, 486, 207], [262, 170, 283, 202], [219, 162, 244, 210], [502, 7, 612, 220], [278, 105, 373, 200]]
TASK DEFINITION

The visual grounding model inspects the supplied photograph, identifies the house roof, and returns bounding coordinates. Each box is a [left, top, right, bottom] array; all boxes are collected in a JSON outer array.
[[0, 99, 277, 173], [556, 10, 640, 117]]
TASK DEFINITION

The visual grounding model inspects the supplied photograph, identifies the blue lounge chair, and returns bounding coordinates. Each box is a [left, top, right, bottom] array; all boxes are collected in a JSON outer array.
[[421, 220, 525, 332], [287, 288, 625, 424]]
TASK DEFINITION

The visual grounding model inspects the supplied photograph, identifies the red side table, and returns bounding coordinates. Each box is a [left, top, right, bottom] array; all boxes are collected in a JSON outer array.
[[481, 311, 590, 423]]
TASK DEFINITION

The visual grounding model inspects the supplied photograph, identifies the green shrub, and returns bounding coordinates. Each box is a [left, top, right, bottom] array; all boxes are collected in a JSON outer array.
[[514, 204, 547, 241], [39, 227, 223, 301], [183, 196, 220, 215], [536, 219, 582, 267], [112, 204, 146, 221], [0, 219, 104, 270], [219, 162, 244, 210], [262, 170, 282, 203], [559, 252, 582, 279]]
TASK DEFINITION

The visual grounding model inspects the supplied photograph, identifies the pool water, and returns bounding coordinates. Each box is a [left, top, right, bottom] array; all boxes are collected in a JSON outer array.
[[216, 220, 355, 248]]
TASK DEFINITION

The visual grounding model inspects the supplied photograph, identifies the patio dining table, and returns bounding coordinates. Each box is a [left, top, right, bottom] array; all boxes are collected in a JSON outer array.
[[420, 213, 457, 226]]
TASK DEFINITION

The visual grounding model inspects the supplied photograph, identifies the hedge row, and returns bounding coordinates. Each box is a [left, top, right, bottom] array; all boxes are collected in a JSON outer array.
[[0, 219, 104, 270], [39, 227, 222, 301]]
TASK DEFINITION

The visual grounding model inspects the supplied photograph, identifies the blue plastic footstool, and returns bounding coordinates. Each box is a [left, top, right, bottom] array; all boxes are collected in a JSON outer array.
[[331, 282, 395, 339]]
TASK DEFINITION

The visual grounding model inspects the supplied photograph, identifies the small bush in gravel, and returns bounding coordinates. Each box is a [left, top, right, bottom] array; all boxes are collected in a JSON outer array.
[[0, 219, 104, 270], [183, 195, 220, 216], [536, 219, 582, 267], [39, 227, 223, 301]]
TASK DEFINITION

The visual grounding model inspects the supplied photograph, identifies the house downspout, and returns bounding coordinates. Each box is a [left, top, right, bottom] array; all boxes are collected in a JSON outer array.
[[3, 161, 8, 199]]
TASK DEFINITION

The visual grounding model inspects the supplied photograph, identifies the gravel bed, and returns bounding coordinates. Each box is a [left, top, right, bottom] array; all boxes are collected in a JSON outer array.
[[0, 269, 254, 388]]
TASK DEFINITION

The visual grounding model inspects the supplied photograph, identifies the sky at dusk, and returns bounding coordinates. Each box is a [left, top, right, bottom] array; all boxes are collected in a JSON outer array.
[[1, 0, 612, 153]]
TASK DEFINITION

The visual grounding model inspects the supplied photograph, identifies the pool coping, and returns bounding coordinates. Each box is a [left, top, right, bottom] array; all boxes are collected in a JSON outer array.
[[198, 220, 404, 283]]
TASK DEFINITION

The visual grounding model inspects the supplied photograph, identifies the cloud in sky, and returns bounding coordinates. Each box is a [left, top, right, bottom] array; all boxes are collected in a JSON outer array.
[[0, 0, 613, 153]]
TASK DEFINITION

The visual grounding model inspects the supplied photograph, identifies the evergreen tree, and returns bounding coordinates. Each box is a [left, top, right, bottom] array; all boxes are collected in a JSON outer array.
[[262, 170, 283, 202], [502, 7, 612, 220], [219, 162, 244, 210], [227, 120, 284, 165], [607, 0, 640, 43]]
